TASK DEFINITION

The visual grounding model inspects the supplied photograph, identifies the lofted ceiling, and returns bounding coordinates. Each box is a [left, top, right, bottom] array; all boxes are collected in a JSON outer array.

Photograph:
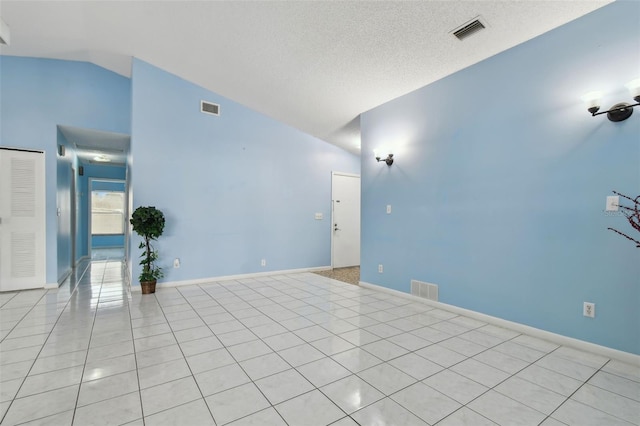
[[0, 1, 612, 156]]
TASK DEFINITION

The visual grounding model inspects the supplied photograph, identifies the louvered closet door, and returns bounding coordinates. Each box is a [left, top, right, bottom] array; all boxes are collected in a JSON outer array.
[[0, 148, 46, 291]]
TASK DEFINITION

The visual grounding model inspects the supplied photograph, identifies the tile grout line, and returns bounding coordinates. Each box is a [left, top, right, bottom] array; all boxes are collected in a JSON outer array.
[[126, 266, 148, 425], [71, 259, 110, 425], [541, 358, 635, 426], [159, 276, 552, 425], [172, 278, 353, 424], [0, 260, 92, 425], [22, 267, 633, 426]]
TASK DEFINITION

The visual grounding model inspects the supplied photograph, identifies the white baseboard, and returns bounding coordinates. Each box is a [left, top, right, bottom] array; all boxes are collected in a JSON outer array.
[[55, 268, 72, 288], [44, 282, 59, 289], [130, 266, 332, 292], [360, 281, 639, 366]]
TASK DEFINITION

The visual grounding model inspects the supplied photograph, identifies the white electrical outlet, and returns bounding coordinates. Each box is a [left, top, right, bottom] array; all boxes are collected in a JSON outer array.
[[583, 302, 595, 318], [605, 196, 619, 212], [261, 259, 266, 267], [173, 258, 180, 268], [378, 264, 383, 273]]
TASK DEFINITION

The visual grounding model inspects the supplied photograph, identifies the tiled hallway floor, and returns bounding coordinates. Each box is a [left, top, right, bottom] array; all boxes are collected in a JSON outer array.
[[1, 259, 639, 425]]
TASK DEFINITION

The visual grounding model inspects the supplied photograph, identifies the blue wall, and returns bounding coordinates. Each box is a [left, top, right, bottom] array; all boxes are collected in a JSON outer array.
[[131, 59, 359, 285], [361, 1, 640, 354], [0, 56, 131, 284]]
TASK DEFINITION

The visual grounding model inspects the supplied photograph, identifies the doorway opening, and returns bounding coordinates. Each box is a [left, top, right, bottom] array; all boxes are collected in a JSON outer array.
[[330, 171, 361, 275], [89, 179, 126, 260]]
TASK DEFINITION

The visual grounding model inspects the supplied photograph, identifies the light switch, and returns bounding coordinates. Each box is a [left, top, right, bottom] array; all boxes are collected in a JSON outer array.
[[386, 205, 391, 214], [605, 196, 619, 211], [315, 213, 323, 220]]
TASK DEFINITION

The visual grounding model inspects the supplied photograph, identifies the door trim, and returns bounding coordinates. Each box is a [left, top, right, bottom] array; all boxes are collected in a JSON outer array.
[[88, 178, 126, 258], [331, 171, 361, 269]]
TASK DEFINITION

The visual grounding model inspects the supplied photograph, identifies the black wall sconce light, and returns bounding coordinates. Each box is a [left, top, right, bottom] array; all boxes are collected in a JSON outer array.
[[375, 153, 394, 166], [582, 79, 640, 122]]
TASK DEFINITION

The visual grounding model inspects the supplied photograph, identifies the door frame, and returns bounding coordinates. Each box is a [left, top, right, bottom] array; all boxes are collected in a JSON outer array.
[[331, 171, 361, 269], [70, 165, 76, 268], [88, 178, 127, 258]]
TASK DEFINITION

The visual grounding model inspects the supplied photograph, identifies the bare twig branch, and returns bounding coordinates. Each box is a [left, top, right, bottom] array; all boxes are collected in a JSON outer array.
[[607, 228, 640, 247], [609, 191, 640, 248]]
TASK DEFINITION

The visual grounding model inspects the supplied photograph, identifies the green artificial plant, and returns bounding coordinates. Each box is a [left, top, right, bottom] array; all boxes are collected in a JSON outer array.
[[130, 206, 166, 282]]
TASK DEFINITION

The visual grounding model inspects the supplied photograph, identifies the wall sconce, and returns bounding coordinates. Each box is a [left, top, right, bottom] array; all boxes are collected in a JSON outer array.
[[375, 153, 394, 166], [582, 79, 640, 122]]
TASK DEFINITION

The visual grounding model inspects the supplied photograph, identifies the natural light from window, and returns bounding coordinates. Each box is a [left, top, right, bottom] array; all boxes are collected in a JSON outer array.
[[91, 191, 125, 235]]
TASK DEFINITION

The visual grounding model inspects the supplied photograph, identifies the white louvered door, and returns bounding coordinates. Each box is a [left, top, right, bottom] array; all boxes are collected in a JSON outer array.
[[0, 148, 46, 291]]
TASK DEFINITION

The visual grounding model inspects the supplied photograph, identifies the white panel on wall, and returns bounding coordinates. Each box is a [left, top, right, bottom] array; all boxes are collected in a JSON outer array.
[[11, 158, 36, 217], [0, 148, 46, 291], [11, 232, 36, 278]]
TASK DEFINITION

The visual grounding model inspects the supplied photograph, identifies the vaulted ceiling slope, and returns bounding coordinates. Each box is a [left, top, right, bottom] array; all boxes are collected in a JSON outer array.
[[0, 1, 612, 154]]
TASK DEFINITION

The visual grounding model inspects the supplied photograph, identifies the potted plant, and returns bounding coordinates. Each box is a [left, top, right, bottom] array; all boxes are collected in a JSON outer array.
[[130, 206, 165, 294]]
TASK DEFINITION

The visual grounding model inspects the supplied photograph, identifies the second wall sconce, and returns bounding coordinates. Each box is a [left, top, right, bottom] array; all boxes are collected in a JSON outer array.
[[375, 153, 394, 166], [582, 79, 640, 122]]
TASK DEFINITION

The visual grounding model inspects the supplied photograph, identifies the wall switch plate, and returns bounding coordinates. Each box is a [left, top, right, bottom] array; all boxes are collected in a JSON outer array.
[[173, 258, 180, 268], [261, 259, 266, 267], [378, 264, 383, 273], [315, 213, 323, 220], [605, 196, 619, 211], [583, 302, 595, 318], [386, 205, 392, 214]]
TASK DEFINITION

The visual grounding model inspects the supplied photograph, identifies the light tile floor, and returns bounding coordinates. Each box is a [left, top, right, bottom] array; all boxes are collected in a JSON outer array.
[[1, 258, 639, 425]]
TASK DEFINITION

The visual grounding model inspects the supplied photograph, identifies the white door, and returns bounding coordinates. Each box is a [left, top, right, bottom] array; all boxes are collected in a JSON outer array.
[[0, 148, 46, 291], [332, 172, 360, 268]]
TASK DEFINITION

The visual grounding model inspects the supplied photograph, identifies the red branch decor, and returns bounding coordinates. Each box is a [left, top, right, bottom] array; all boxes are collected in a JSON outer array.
[[608, 191, 640, 248]]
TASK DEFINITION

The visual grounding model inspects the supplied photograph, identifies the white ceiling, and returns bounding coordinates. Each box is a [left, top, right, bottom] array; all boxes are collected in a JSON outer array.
[[59, 125, 129, 166], [1, 1, 611, 155]]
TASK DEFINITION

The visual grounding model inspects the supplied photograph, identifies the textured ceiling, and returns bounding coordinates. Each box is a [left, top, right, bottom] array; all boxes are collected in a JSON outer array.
[[0, 1, 612, 155]]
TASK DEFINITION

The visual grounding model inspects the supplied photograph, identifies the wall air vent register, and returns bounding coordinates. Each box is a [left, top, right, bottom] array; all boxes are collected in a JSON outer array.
[[201, 100, 220, 116]]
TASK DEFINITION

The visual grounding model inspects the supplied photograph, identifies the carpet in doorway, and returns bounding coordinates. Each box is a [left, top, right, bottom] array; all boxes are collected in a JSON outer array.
[[313, 266, 360, 286]]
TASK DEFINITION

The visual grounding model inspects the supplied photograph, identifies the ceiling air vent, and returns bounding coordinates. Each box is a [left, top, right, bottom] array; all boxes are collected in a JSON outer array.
[[452, 17, 486, 41], [201, 100, 220, 116]]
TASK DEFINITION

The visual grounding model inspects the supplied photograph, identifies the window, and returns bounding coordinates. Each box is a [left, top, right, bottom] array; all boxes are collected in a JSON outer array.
[[91, 191, 125, 235]]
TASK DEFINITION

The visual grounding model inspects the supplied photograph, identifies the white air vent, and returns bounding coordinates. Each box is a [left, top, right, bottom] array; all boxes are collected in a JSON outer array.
[[411, 279, 439, 301], [452, 17, 486, 41], [201, 100, 220, 116]]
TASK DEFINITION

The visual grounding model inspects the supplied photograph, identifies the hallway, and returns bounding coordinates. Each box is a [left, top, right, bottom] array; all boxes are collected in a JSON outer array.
[[1, 259, 639, 425]]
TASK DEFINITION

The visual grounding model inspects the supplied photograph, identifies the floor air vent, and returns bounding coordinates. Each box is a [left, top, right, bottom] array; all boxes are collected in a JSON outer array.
[[411, 279, 439, 301], [452, 18, 486, 41], [201, 100, 220, 116]]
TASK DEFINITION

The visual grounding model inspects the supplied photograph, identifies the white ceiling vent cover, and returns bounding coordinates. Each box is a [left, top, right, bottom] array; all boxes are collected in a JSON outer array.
[[452, 17, 487, 41], [201, 100, 220, 116]]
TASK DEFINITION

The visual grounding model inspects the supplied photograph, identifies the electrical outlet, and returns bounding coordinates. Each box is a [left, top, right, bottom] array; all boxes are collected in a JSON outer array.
[[378, 264, 383, 273], [605, 196, 619, 212], [173, 258, 180, 268], [583, 302, 595, 318], [261, 259, 266, 267]]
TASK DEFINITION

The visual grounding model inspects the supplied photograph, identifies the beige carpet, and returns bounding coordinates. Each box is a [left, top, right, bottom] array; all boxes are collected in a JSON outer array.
[[313, 266, 360, 286]]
